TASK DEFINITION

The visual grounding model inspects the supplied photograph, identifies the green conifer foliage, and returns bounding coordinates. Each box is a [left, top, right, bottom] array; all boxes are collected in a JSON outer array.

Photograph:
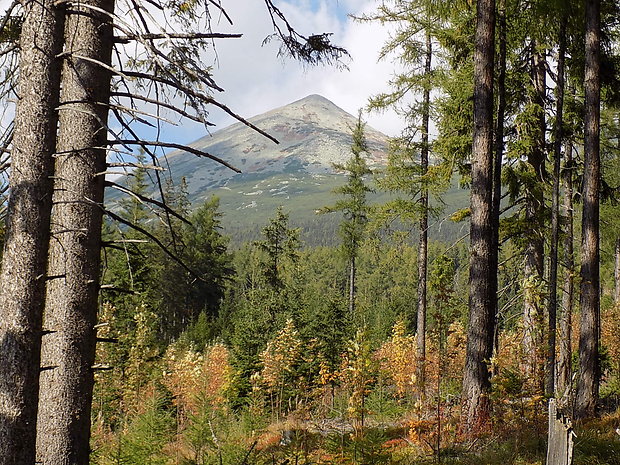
[[320, 114, 373, 315]]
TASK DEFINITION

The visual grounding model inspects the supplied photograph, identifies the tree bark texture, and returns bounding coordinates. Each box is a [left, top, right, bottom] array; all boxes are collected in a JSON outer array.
[[557, 141, 574, 400], [0, 1, 64, 463], [461, 0, 495, 435], [522, 44, 546, 394], [36, 0, 115, 462], [547, 15, 567, 397], [349, 256, 356, 315], [491, 0, 506, 372], [416, 29, 431, 398], [614, 237, 620, 305], [576, 0, 601, 420]]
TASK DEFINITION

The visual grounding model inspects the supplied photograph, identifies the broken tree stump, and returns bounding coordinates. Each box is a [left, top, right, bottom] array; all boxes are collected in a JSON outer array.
[[546, 398, 575, 465]]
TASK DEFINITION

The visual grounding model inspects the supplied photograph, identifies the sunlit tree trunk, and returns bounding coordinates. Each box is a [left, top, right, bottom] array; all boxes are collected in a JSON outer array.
[[547, 12, 567, 397], [522, 43, 546, 394], [576, 0, 601, 420], [461, 0, 496, 434], [36, 0, 116, 462], [557, 141, 574, 399], [416, 28, 432, 398], [491, 0, 507, 371], [0, 1, 64, 462], [349, 257, 356, 314], [614, 237, 620, 305]]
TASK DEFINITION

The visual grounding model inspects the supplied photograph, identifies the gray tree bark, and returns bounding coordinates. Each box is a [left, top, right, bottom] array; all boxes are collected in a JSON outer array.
[[557, 141, 574, 399], [547, 14, 568, 397], [546, 398, 574, 465], [614, 237, 620, 305], [461, 0, 495, 435], [0, 0, 64, 462], [522, 44, 546, 394], [575, 0, 601, 420], [416, 28, 431, 398], [36, 0, 115, 462]]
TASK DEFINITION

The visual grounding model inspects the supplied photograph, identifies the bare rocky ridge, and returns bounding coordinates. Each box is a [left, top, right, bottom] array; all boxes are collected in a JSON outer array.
[[107, 95, 390, 244], [164, 94, 389, 195], [107, 95, 468, 245]]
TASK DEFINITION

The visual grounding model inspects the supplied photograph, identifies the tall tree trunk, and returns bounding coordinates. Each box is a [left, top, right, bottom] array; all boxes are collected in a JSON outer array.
[[461, 0, 496, 435], [576, 0, 601, 420], [523, 43, 546, 394], [0, 1, 64, 462], [416, 28, 431, 398], [36, 0, 115, 462], [557, 141, 574, 399], [547, 13, 568, 397], [491, 0, 507, 372], [349, 256, 356, 315], [614, 237, 620, 305]]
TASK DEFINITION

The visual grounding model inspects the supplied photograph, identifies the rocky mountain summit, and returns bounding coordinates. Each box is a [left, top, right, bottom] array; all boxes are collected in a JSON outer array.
[[109, 95, 466, 244], [164, 94, 389, 196]]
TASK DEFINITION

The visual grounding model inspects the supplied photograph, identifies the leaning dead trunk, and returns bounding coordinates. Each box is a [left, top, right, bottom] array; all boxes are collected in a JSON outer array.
[[0, 1, 64, 462], [36, 0, 115, 462]]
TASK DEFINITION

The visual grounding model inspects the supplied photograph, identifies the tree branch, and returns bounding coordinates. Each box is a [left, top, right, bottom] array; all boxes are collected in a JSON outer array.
[[108, 139, 241, 173], [114, 32, 242, 43]]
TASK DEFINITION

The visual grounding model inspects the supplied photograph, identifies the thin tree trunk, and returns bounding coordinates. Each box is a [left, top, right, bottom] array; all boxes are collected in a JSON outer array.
[[461, 0, 496, 435], [523, 43, 546, 394], [36, 0, 115, 462], [349, 256, 356, 315], [576, 0, 601, 420], [0, 1, 64, 462], [416, 28, 431, 398], [547, 13, 568, 397], [491, 0, 507, 373], [557, 141, 574, 399], [614, 237, 620, 305]]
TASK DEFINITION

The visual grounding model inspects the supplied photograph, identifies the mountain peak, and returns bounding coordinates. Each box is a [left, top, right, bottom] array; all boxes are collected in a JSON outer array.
[[266, 94, 350, 120], [295, 94, 338, 105], [159, 94, 389, 194]]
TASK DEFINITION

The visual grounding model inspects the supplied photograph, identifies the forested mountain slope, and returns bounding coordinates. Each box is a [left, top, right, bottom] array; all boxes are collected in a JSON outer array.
[[108, 94, 469, 245]]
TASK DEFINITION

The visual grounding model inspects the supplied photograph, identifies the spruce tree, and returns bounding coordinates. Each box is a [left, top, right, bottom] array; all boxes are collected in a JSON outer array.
[[320, 114, 373, 316]]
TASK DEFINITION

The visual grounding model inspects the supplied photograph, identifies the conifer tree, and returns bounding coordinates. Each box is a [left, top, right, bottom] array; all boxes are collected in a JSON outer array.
[[37, 1, 116, 461], [320, 114, 373, 316], [0, 0, 64, 461], [361, 0, 451, 395], [461, 0, 496, 434], [576, 0, 601, 420]]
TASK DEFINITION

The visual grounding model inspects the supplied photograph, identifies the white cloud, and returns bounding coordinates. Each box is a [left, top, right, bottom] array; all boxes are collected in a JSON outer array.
[[166, 0, 406, 142]]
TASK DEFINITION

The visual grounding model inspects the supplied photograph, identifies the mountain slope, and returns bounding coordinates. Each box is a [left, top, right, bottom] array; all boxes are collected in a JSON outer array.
[[164, 94, 389, 195], [108, 94, 469, 245]]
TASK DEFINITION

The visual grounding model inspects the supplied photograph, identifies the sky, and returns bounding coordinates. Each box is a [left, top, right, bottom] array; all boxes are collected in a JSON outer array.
[[0, 0, 407, 152], [161, 0, 406, 143]]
